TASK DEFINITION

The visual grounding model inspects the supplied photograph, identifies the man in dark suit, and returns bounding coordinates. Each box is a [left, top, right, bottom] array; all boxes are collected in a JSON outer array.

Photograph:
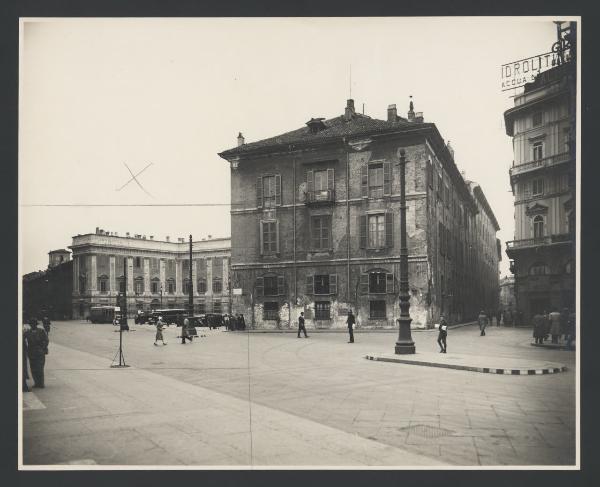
[[347, 309, 356, 343], [25, 319, 49, 388], [297, 311, 308, 338]]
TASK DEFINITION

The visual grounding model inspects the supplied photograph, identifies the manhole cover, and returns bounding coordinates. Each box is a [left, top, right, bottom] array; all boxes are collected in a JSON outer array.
[[399, 424, 453, 438]]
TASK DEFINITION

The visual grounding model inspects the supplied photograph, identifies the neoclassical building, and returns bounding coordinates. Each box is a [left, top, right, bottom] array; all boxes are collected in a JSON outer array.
[[70, 228, 231, 319]]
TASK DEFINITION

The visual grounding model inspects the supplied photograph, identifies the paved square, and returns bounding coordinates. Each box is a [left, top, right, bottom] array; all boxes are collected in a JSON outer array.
[[21, 322, 576, 467]]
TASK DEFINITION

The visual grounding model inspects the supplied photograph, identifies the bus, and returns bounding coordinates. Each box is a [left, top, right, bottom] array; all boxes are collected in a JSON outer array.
[[90, 306, 118, 324]]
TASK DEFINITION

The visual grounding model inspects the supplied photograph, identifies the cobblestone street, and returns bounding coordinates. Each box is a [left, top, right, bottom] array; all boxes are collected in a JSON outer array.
[[22, 321, 576, 467]]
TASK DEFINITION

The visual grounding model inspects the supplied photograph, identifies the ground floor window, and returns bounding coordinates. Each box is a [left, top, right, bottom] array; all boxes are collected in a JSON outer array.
[[370, 300, 386, 319], [213, 301, 222, 314], [197, 303, 206, 314], [263, 301, 279, 320], [315, 301, 331, 320]]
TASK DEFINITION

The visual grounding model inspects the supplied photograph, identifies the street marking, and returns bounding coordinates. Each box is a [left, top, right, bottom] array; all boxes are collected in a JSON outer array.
[[23, 392, 46, 411]]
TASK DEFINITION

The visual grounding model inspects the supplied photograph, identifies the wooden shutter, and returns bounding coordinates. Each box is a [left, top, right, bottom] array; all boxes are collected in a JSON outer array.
[[259, 221, 264, 255], [275, 174, 281, 205], [307, 170, 314, 193], [359, 215, 367, 249], [361, 165, 368, 197], [306, 275, 314, 295], [383, 161, 392, 196], [256, 176, 263, 208], [275, 220, 280, 253], [359, 273, 369, 295], [327, 168, 335, 191], [386, 273, 394, 293], [256, 277, 264, 297], [385, 212, 393, 248], [329, 274, 337, 295], [277, 275, 285, 295]]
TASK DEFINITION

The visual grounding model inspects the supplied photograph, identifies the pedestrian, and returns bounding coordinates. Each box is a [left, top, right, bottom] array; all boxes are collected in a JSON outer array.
[[532, 313, 545, 344], [478, 310, 488, 336], [42, 316, 51, 335], [496, 309, 502, 326], [224, 313, 230, 331], [437, 315, 448, 353], [297, 311, 309, 338], [238, 314, 246, 331], [25, 319, 49, 389], [181, 318, 193, 344], [548, 308, 561, 344], [22, 322, 31, 392], [566, 309, 576, 349], [347, 309, 356, 343], [154, 316, 167, 346]]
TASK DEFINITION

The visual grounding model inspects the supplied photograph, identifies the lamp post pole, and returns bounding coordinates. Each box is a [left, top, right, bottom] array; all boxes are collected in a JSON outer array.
[[395, 149, 416, 354], [189, 235, 193, 318]]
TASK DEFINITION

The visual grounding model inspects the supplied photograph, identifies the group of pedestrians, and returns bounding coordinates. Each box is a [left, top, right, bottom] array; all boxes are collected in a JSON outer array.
[[22, 316, 50, 392], [224, 313, 246, 331], [533, 308, 576, 347]]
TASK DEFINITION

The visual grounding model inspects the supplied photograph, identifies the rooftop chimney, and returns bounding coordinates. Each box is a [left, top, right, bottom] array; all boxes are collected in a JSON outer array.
[[95, 227, 100, 234], [387, 104, 398, 122], [414, 111, 424, 123], [447, 140, 454, 159], [166, 236, 170, 242], [306, 118, 327, 134], [407, 96, 415, 122], [344, 99, 355, 121], [237, 132, 245, 147]]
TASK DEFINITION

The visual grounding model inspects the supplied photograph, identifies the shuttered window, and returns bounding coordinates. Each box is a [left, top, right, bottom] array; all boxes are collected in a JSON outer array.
[[258, 175, 281, 208], [312, 215, 331, 250], [260, 220, 279, 255], [258, 275, 285, 296]]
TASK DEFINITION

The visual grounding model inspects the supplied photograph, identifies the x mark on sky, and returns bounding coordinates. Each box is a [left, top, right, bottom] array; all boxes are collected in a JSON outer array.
[[116, 162, 154, 197]]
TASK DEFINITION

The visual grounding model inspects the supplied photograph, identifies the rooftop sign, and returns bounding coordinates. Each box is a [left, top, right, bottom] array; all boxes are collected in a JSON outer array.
[[501, 52, 554, 91]]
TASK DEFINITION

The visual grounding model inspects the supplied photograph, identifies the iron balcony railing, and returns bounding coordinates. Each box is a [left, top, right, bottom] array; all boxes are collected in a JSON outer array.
[[306, 189, 335, 204], [506, 233, 572, 250], [510, 152, 571, 178]]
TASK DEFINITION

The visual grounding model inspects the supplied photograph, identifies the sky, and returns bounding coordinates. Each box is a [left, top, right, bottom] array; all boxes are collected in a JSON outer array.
[[19, 17, 564, 276]]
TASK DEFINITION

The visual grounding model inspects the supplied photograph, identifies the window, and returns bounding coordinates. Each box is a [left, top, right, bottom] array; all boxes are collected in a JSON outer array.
[[151, 280, 159, 294], [95, 276, 107, 293], [312, 215, 331, 250], [263, 302, 279, 320], [135, 257, 141, 268], [257, 275, 284, 296], [368, 164, 384, 198], [183, 279, 191, 295], [118, 278, 125, 293], [532, 111, 543, 127], [368, 214, 385, 248], [315, 301, 331, 320], [134, 278, 144, 295], [264, 276, 278, 296], [532, 141, 543, 161], [261, 221, 278, 254], [370, 300, 386, 319], [306, 274, 337, 295], [212, 277, 222, 294], [369, 272, 387, 294], [532, 178, 544, 196], [427, 160, 433, 188], [257, 175, 281, 208], [197, 279, 207, 294], [314, 275, 330, 295], [213, 301, 222, 314], [533, 215, 544, 239], [314, 170, 328, 191], [167, 279, 175, 294], [530, 262, 548, 276]]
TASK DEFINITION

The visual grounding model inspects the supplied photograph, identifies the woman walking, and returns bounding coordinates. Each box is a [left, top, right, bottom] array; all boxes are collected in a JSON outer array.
[[437, 315, 448, 353], [154, 316, 167, 346]]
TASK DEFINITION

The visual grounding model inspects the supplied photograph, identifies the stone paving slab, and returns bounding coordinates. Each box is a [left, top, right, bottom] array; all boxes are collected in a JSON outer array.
[[365, 352, 568, 375]]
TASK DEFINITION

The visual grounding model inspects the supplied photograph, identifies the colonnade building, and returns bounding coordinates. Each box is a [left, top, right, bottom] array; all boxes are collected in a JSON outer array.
[[69, 228, 231, 319]]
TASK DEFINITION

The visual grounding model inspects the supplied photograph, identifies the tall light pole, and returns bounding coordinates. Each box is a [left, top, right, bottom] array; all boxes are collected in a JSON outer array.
[[188, 235, 193, 318], [395, 149, 416, 354]]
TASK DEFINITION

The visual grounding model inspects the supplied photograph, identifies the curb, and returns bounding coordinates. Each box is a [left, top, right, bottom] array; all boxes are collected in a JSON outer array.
[[230, 322, 478, 334], [364, 354, 568, 375]]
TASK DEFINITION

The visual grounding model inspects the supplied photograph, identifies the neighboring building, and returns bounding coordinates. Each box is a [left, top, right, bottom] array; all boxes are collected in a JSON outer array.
[[22, 250, 73, 320], [499, 275, 516, 312], [219, 99, 501, 330], [69, 228, 231, 319], [504, 22, 576, 321]]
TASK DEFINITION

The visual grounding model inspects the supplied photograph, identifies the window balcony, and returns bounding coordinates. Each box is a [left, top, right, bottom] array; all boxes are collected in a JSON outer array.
[[505, 233, 572, 252], [306, 189, 335, 205], [509, 152, 572, 180]]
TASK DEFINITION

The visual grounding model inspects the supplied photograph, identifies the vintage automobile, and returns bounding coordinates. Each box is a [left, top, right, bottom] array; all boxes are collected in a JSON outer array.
[[90, 306, 118, 324]]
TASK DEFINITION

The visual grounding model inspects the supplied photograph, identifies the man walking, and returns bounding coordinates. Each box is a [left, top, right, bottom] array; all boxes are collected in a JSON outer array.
[[181, 318, 193, 344], [297, 311, 309, 338], [154, 316, 167, 346], [347, 309, 355, 343], [478, 310, 489, 336], [437, 315, 448, 353], [549, 308, 561, 344], [496, 309, 502, 326], [25, 319, 49, 389]]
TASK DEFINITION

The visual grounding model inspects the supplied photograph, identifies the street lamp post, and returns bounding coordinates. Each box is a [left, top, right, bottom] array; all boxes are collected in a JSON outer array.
[[395, 149, 416, 354], [188, 235, 193, 318]]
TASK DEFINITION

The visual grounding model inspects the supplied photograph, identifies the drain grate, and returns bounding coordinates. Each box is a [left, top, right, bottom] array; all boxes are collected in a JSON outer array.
[[399, 424, 454, 438]]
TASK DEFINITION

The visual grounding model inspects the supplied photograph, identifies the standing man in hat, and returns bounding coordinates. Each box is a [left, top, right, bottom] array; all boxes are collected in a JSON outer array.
[[347, 309, 356, 343], [25, 319, 49, 388], [297, 311, 309, 338]]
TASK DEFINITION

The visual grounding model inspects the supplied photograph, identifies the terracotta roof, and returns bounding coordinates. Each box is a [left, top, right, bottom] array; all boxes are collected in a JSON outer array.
[[219, 112, 424, 158]]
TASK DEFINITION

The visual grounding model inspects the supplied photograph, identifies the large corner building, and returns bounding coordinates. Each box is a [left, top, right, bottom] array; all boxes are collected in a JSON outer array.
[[219, 99, 501, 330]]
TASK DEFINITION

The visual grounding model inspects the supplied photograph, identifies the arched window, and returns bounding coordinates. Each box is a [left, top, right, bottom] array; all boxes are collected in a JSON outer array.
[[530, 262, 548, 276], [151, 278, 160, 294], [197, 279, 207, 294], [533, 215, 544, 239], [167, 278, 175, 294]]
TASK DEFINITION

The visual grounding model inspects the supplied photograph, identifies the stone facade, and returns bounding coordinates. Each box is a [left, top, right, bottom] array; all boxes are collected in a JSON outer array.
[[504, 46, 576, 321], [220, 100, 501, 330], [69, 229, 231, 319]]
